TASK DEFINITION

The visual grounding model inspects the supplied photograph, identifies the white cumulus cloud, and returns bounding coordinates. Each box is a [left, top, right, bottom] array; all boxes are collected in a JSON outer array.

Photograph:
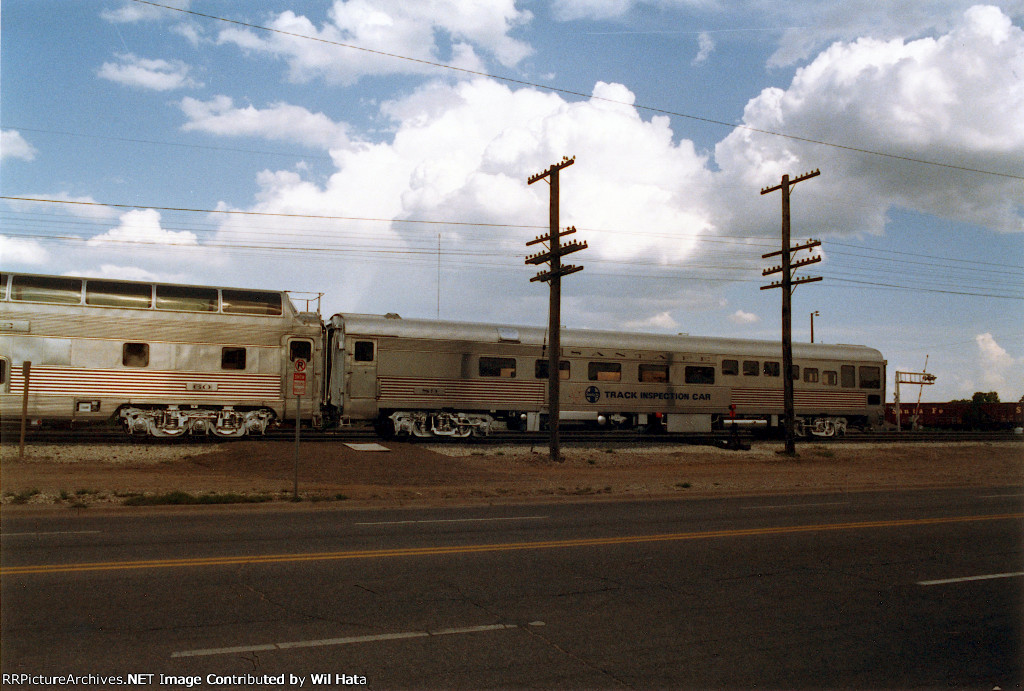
[[180, 96, 351, 149], [0, 236, 49, 265], [1, 130, 37, 161], [216, 0, 532, 85], [975, 332, 1024, 394], [692, 31, 715, 65], [88, 209, 199, 247], [98, 53, 201, 91], [624, 311, 680, 330], [728, 310, 760, 324], [209, 78, 716, 321], [101, 0, 191, 23], [713, 5, 1024, 239]]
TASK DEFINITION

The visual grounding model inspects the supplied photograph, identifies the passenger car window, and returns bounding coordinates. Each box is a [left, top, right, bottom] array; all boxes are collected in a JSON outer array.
[[859, 366, 882, 389], [11, 276, 82, 304], [589, 362, 621, 382], [353, 341, 374, 362], [221, 289, 283, 316], [480, 357, 516, 378], [823, 371, 838, 386], [86, 280, 152, 308], [535, 360, 569, 380], [685, 366, 715, 385], [122, 343, 149, 367], [155, 284, 218, 312], [803, 368, 819, 383], [290, 340, 312, 361], [743, 360, 759, 376], [722, 359, 739, 376], [222, 347, 246, 370], [841, 365, 856, 388], [763, 361, 780, 377], [639, 364, 669, 383]]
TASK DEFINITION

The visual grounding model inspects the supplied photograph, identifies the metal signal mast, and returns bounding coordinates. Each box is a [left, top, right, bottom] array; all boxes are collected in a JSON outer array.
[[526, 156, 586, 462]]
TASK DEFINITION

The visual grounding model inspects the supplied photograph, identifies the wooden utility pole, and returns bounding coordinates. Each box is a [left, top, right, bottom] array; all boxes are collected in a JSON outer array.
[[526, 156, 585, 462], [761, 169, 822, 454]]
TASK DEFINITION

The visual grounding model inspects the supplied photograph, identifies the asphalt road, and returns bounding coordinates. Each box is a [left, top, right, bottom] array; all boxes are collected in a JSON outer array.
[[2, 487, 1022, 689]]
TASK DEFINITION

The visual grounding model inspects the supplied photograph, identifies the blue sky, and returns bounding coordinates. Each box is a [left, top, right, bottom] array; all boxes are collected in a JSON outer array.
[[2, 0, 1023, 403]]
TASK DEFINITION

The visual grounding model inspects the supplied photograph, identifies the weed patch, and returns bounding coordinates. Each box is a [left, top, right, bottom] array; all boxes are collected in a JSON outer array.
[[122, 491, 272, 506]]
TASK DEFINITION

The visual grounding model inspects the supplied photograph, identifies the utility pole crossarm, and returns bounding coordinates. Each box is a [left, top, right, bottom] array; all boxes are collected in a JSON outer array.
[[760, 168, 820, 195], [526, 233, 587, 265], [761, 238, 821, 259], [527, 156, 575, 185], [762, 255, 820, 276], [531, 264, 584, 283], [526, 226, 576, 247], [760, 275, 823, 291]]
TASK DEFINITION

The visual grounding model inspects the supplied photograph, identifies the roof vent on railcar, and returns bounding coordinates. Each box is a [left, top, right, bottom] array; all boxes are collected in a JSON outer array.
[[497, 327, 520, 343]]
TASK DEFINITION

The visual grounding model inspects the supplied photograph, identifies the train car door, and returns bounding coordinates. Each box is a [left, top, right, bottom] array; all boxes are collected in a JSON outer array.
[[348, 338, 377, 399]]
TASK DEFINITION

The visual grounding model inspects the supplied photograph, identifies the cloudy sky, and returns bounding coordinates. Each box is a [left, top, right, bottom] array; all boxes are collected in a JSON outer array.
[[3, 0, 1023, 403]]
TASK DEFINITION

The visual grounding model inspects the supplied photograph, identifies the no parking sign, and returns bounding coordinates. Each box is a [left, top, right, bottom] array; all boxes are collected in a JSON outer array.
[[292, 358, 307, 397]]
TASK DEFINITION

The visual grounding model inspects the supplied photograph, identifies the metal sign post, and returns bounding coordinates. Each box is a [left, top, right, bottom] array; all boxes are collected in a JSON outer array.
[[292, 359, 307, 501], [19, 361, 31, 460]]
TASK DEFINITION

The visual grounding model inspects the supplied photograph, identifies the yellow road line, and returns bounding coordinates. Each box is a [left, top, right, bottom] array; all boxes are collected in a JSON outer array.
[[2, 513, 1021, 576]]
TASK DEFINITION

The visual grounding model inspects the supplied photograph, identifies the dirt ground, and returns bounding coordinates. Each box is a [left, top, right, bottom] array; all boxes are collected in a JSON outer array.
[[1, 438, 1021, 509]]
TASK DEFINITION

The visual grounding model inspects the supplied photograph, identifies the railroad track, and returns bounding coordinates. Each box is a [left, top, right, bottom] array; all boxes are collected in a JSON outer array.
[[6, 425, 1021, 446]]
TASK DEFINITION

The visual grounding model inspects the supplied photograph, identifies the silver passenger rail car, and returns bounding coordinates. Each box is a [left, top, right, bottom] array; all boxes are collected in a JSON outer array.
[[0, 273, 324, 437], [324, 313, 886, 438]]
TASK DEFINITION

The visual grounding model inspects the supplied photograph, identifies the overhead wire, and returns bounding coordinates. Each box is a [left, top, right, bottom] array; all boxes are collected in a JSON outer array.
[[6, 220, 1022, 300]]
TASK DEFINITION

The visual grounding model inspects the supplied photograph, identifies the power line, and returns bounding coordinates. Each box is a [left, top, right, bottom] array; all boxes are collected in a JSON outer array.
[[2, 125, 333, 161], [130, 0, 1024, 182], [8, 227, 1023, 299], [825, 277, 1024, 300], [3, 200, 1021, 288], [6, 197, 1019, 275], [830, 241, 1023, 271], [0, 195, 539, 229]]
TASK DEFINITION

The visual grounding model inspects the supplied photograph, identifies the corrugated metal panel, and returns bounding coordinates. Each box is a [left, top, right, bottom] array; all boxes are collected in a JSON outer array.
[[9, 366, 281, 400], [378, 376, 545, 406], [731, 388, 867, 410]]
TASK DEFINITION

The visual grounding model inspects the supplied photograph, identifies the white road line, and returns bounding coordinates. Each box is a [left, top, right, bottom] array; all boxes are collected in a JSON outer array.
[[740, 502, 849, 510], [0, 530, 101, 537], [917, 571, 1024, 586], [355, 516, 548, 526], [171, 623, 538, 658]]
